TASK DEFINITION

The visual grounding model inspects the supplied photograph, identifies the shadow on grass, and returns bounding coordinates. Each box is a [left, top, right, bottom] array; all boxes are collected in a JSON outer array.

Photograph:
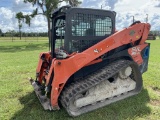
[[11, 88, 151, 120], [0, 43, 48, 53]]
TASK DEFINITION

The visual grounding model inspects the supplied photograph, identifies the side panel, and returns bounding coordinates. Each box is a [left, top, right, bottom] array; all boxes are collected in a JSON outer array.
[[128, 43, 150, 73], [128, 44, 148, 65]]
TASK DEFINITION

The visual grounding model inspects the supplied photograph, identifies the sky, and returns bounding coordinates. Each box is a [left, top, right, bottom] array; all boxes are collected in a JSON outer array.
[[0, 0, 160, 33]]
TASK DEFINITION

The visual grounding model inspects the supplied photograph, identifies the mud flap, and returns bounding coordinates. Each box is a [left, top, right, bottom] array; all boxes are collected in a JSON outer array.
[[30, 79, 53, 110]]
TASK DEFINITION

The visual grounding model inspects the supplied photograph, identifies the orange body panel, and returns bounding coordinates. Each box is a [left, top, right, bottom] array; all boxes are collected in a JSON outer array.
[[128, 44, 148, 65], [36, 23, 150, 109], [36, 52, 52, 84]]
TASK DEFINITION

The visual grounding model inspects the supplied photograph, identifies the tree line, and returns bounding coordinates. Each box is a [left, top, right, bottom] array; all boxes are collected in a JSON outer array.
[[149, 30, 160, 36], [0, 29, 48, 37], [0, 29, 160, 37]]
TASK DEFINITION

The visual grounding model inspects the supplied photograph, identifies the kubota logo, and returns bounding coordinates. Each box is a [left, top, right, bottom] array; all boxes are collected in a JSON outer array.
[[131, 47, 141, 55]]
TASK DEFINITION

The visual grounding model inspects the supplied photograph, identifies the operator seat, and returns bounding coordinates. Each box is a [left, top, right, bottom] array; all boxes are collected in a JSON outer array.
[[85, 28, 95, 36]]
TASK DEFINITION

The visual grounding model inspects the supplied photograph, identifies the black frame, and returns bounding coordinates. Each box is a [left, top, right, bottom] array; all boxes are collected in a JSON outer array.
[[64, 8, 116, 53], [51, 6, 116, 56]]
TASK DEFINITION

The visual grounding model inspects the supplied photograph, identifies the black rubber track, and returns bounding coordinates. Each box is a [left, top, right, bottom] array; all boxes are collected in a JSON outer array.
[[60, 59, 142, 117]]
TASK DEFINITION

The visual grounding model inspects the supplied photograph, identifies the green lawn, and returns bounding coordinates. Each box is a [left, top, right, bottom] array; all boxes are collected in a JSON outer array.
[[0, 40, 160, 120]]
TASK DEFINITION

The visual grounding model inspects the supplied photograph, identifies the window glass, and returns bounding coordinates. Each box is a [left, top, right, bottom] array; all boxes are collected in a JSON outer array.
[[55, 18, 65, 50], [72, 13, 112, 36], [55, 19, 65, 36], [95, 17, 112, 36]]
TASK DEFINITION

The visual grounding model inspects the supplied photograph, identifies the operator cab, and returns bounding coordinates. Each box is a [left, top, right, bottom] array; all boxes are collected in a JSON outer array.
[[50, 6, 116, 58]]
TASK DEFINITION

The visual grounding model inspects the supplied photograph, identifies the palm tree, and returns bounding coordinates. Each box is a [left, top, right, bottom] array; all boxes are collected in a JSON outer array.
[[16, 12, 23, 40]]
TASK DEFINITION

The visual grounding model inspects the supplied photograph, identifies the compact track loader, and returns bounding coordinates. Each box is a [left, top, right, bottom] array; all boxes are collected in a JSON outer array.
[[30, 6, 150, 116]]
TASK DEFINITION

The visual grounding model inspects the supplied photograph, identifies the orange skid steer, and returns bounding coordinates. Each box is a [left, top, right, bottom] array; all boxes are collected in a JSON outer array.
[[30, 6, 150, 116]]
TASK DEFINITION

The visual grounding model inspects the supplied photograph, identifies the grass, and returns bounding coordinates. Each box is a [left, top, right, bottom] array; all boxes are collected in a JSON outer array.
[[0, 39, 160, 120]]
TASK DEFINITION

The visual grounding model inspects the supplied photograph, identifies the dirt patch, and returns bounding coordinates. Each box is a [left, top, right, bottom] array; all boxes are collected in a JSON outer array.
[[152, 87, 160, 91], [151, 86, 160, 96], [150, 99, 160, 106]]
